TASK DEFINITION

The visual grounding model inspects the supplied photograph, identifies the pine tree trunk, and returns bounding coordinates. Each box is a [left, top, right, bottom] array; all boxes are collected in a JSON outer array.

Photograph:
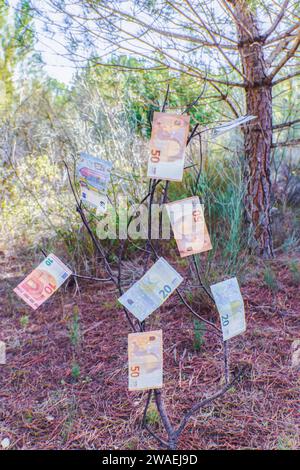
[[230, 0, 274, 258]]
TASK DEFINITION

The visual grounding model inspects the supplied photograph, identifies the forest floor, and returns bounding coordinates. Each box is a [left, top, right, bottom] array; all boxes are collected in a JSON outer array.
[[0, 249, 299, 450]]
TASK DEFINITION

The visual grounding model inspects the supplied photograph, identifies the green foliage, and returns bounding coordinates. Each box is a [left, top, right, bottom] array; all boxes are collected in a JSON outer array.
[[146, 403, 160, 426], [193, 319, 206, 351], [0, 0, 34, 108], [282, 231, 300, 253], [0, 154, 76, 249], [166, 147, 246, 275], [69, 305, 81, 348], [84, 56, 215, 137], [71, 361, 80, 380], [19, 315, 29, 329], [288, 260, 300, 285], [263, 266, 278, 292]]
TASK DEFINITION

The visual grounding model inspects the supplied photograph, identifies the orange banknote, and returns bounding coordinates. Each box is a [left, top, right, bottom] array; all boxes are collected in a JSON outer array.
[[147, 112, 190, 181], [14, 254, 72, 310], [165, 196, 212, 257]]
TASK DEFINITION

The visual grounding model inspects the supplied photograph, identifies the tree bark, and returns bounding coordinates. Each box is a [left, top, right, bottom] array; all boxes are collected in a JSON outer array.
[[230, 0, 274, 258]]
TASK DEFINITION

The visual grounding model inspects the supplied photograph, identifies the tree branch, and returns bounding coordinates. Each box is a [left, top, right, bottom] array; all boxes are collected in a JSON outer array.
[[272, 70, 300, 86], [273, 119, 300, 130], [175, 366, 246, 437], [268, 30, 300, 81], [262, 0, 290, 40], [272, 139, 300, 148]]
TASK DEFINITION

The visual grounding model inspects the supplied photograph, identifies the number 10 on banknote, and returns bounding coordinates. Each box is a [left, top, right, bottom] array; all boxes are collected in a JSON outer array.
[[128, 330, 163, 391], [14, 254, 72, 310]]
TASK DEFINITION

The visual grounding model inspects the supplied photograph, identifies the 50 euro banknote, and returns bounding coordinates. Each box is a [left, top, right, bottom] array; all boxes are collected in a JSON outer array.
[[14, 254, 72, 310], [118, 257, 183, 322], [147, 112, 190, 181], [210, 277, 246, 341], [165, 196, 212, 257], [128, 330, 163, 391]]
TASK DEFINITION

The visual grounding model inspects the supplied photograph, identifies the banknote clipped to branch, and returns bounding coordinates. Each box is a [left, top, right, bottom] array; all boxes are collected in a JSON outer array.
[[210, 115, 256, 139], [77, 152, 112, 213], [118, 258, 183, 322], [0, 341, 6, 365], [210, 277, 246, 341], [14, 254, 72, 310], [128, 330, 163, 391], [147, 112, 190, 181], [165, 196, 212, 257]]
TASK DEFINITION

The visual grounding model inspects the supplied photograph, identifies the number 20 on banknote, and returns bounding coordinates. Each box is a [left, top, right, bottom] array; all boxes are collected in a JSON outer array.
[[210, 277, 246, 341]]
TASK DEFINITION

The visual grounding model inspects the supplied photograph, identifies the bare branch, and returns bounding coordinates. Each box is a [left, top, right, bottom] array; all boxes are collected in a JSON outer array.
[[176, 366, 246, 436], [273, 119, 300, 130], [268, 30, 300, 81], [262, 0, 290, 40], [272, 70, 300, 85], [272, 139, 300, 148]]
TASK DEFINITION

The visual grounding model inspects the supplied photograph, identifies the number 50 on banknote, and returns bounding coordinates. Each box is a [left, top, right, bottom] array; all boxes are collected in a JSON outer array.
[[147, 112, 190, 181], [128, 330, 163, 391], [165, 196, 212, 257]]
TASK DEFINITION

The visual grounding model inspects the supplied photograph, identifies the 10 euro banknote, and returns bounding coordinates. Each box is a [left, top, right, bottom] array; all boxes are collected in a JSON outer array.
[[118, 257, 183, 322], [210, 277, 246, 341], [78, 152, 112, 213], [14, 254, 72, 310], [147, 112, 190, 181], [128, 330, 163, 391], [165, 196, 212, 257]]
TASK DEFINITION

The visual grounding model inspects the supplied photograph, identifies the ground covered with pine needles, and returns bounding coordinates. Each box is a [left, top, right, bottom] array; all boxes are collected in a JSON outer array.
[[0, 250, 299, 450]]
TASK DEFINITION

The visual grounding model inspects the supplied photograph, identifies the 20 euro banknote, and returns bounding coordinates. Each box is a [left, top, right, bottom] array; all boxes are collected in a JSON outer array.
[[118, 257, 183, 322], [165, 196, 212, 257], [14, 254, 72, 310], [210, 277, 246, 341], [128, 330, 163, 391], [147, 112, 190, 181]]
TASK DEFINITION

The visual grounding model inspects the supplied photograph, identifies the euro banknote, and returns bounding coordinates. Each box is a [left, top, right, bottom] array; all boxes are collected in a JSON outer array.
[[147, 112, 190, 181], [165, 196, 212, 257], [211, 115, 256, 139], [80, 186, 107, 213], [118, 257, 183, 322], [14, 254, 72, 310], [128, 330, 163, 391], [0, 341, 5, 365], [77, 152, 112, 212], [210, 277, 246, 341]]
